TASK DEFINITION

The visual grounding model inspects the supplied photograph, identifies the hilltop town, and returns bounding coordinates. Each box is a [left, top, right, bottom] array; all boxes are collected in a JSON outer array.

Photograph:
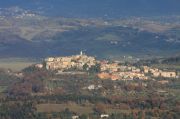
[[45, 51, 96, 71], [42, 52, 178, 81], [0, 52, 179, 119], [0, 1, 180, 119]]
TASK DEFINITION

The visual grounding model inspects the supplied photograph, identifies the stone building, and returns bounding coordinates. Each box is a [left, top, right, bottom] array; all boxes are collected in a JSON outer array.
[[45, 52, 96, 71]]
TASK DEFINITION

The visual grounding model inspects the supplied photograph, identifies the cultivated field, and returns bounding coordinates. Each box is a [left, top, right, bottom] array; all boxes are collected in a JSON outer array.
[[0, 58, 38, 71], [36, 103, 132, 115], [37, 103, 93, 114]]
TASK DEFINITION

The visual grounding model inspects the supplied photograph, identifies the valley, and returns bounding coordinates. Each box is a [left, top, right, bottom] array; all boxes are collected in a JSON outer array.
[[0, 3, 180, 119], [0, 9, 179, 59]]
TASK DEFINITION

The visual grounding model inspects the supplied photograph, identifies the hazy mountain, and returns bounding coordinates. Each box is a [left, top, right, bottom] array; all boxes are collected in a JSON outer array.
[[0, 1, 180, 58], [0, 25, 179, 58], [0, 0, 180, 18]]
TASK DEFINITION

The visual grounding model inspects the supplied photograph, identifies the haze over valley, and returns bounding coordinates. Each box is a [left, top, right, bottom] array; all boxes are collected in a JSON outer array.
[[0, 1, 180, 119], [0, 6, 180, 59]]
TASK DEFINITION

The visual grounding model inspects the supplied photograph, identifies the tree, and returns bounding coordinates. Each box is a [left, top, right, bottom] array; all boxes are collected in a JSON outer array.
[[94, 103, 106, 114], [89, 63, 101, 73], [79, 114, 88, 119]]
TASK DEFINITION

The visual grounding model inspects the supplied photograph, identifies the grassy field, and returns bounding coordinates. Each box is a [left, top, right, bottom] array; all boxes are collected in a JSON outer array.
[[0, 86, 7, 93], [0, 58, 38, 71], [36, 103, 132, 115], [37, 103, 93, 114]]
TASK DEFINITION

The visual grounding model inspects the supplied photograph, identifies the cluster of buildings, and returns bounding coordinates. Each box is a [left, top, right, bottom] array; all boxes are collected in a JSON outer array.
[[98, 62, 148, 80], [143, 66, 177, 78], [44, 53, 178, 81], [45, 52, 96, 71], [97, 62, 177, 80]]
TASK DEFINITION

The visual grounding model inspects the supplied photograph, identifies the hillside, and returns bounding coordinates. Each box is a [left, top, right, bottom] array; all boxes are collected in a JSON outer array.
[[0, 9, 179, 59], [0, 25, 179, 58]]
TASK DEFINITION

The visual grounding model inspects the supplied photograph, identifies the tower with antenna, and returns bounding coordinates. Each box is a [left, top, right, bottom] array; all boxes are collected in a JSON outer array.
[[80, 50, 87, 56], [80, 50, 84, 55]]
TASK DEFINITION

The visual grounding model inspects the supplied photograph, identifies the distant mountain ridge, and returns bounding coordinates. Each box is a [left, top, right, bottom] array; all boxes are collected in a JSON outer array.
[[0, 5, 180, 59], [0, 25, 179, 58], [0, 0, 180, 18]]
